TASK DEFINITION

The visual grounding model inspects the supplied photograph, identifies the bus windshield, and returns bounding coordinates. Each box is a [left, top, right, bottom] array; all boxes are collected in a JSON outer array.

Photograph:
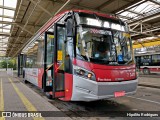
[[76, 27, 132, 65]]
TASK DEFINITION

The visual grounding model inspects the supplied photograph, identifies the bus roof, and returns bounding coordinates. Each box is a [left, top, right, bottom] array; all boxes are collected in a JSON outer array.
[[39, 9, 120, 35]]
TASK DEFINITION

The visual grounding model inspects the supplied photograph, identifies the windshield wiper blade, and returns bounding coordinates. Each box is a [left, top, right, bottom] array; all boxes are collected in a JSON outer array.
[[79, 25, 90, 62], [76, 54, 85, 60]]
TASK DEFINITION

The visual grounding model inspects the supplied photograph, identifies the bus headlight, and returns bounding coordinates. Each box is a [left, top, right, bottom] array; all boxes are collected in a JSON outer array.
[[73, 65, 96, 81]]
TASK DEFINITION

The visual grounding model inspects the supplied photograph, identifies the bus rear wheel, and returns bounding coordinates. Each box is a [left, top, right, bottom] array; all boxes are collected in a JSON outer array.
[[143, 68, 150, 74], [46, 92, 52, 99]]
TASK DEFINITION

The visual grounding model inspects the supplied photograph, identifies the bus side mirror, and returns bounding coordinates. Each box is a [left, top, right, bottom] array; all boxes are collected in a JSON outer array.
[[66, 19, 74, 37]]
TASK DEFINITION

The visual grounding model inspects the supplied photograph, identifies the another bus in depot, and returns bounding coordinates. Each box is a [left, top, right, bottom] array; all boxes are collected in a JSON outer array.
[[21, 10, 138, 101], [135, 52, 160, 74]]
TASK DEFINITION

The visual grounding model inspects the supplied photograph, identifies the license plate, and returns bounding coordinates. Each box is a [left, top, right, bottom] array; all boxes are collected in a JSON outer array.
[[114, 91, 125, 97]]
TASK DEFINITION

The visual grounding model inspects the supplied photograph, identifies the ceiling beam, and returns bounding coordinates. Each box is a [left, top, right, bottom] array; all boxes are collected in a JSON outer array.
[[112, 0, 145, 14], [149, 0, 160, 5], [131, 26, 160, 37], [96, 0, 116, 10], [0, 47, 7, 48], [129, 12, 160, 26], [0, 5, 15, 11], [2, 24, 10, 27], [128, 10, 144, 16], [0, 32, 10, 36], [15, 24, 34, 35], [117, 14, 132, 19], [0, 15, 14, 19], [10, 36, 31, 39], [0, 42, 8, 44], [0, 27, 11, 30], [29, 0, 52, 17], [133, 38, 160, 49], [53, 0, 71, 16], [11, 0, 71, 57], [8, 0, 43, 57], [34, 2, 51, 26], [48, 0, 108, 14], [0, 21, 41, 27]]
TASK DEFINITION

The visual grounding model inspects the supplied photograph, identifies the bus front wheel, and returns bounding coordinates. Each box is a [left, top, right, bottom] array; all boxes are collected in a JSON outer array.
[[143, 68, 150, 74]]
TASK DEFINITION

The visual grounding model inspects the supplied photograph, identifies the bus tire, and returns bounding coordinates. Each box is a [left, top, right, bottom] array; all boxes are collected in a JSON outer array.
[[46, 92, 52, 99], [24, 80, 28, 84], [143, 68, 150, 74], [23, 71, 28, 84], [23, 70, 25, 78]]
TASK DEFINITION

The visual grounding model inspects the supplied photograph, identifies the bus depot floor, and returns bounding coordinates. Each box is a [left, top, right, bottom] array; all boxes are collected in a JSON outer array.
[[0, 71, 160, 120]]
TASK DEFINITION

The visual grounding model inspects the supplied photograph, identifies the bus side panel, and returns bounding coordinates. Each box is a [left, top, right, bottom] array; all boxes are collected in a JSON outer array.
[[59, 73, 73, 101], [150, 67, 160, 73], [38, 68, 44, 88], [25, 68, 39, 86], [140, 66, 160, 74]]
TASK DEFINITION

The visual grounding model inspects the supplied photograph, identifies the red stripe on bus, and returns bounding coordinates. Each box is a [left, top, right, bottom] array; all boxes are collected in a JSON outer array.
[[59, 73, 73, 101], [38, 68, 44, 88]]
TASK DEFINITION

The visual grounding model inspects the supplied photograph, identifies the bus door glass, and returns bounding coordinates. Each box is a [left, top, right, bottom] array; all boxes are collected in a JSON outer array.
[[53, 23, 65, 98], [43, 32, 54, 92], [18, 54, 26, 77]]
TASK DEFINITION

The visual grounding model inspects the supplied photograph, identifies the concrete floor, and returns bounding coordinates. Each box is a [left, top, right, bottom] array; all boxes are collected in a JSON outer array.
[[138, 74, 160, 88], [0, 71, 71, 120]]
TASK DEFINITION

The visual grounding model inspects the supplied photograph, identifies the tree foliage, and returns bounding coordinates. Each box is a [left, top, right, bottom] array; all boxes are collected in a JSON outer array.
[[0, 58, 17, 70]]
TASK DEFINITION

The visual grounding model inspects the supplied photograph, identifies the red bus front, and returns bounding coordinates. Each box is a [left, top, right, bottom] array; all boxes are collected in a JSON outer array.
[[63, 11, 138, 101]]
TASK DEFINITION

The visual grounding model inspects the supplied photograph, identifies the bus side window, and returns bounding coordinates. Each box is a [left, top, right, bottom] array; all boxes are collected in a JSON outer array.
[[152, 54, 160, 65]]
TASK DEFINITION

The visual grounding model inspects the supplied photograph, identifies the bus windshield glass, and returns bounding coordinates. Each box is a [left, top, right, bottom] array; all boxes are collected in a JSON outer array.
[[76, 27, 132, 65]]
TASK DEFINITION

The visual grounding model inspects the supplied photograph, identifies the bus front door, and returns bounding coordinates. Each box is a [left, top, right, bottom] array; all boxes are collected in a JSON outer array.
[[52, 23, 65, 98], [43, 24, 65, 98]]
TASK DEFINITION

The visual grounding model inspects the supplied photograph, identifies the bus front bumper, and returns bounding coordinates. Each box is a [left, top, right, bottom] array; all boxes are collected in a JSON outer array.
[[71, 75, 138, 101]]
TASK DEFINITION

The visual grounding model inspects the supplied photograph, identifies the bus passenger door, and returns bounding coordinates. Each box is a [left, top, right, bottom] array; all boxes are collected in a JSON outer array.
[[43, 32, 54, 92], [53, 23, 65, 98]]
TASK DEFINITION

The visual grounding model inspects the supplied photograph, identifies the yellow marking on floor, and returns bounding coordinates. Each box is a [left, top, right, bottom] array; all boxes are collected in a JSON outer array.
[[0, 79, 5, 120], [9, 78, 44, 120]]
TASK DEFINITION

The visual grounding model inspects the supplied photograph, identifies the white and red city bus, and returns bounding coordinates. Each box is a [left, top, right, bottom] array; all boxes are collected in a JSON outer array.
[[135, 52, 160, 74], [22, 10, 138, 101]]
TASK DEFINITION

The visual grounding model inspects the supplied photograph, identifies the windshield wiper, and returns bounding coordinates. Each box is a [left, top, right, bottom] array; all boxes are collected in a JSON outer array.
[[119, 36, 127, 47], [79, 25, 90, 62], [76, 54, 86, 60], [125, 58, 133, 65]]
